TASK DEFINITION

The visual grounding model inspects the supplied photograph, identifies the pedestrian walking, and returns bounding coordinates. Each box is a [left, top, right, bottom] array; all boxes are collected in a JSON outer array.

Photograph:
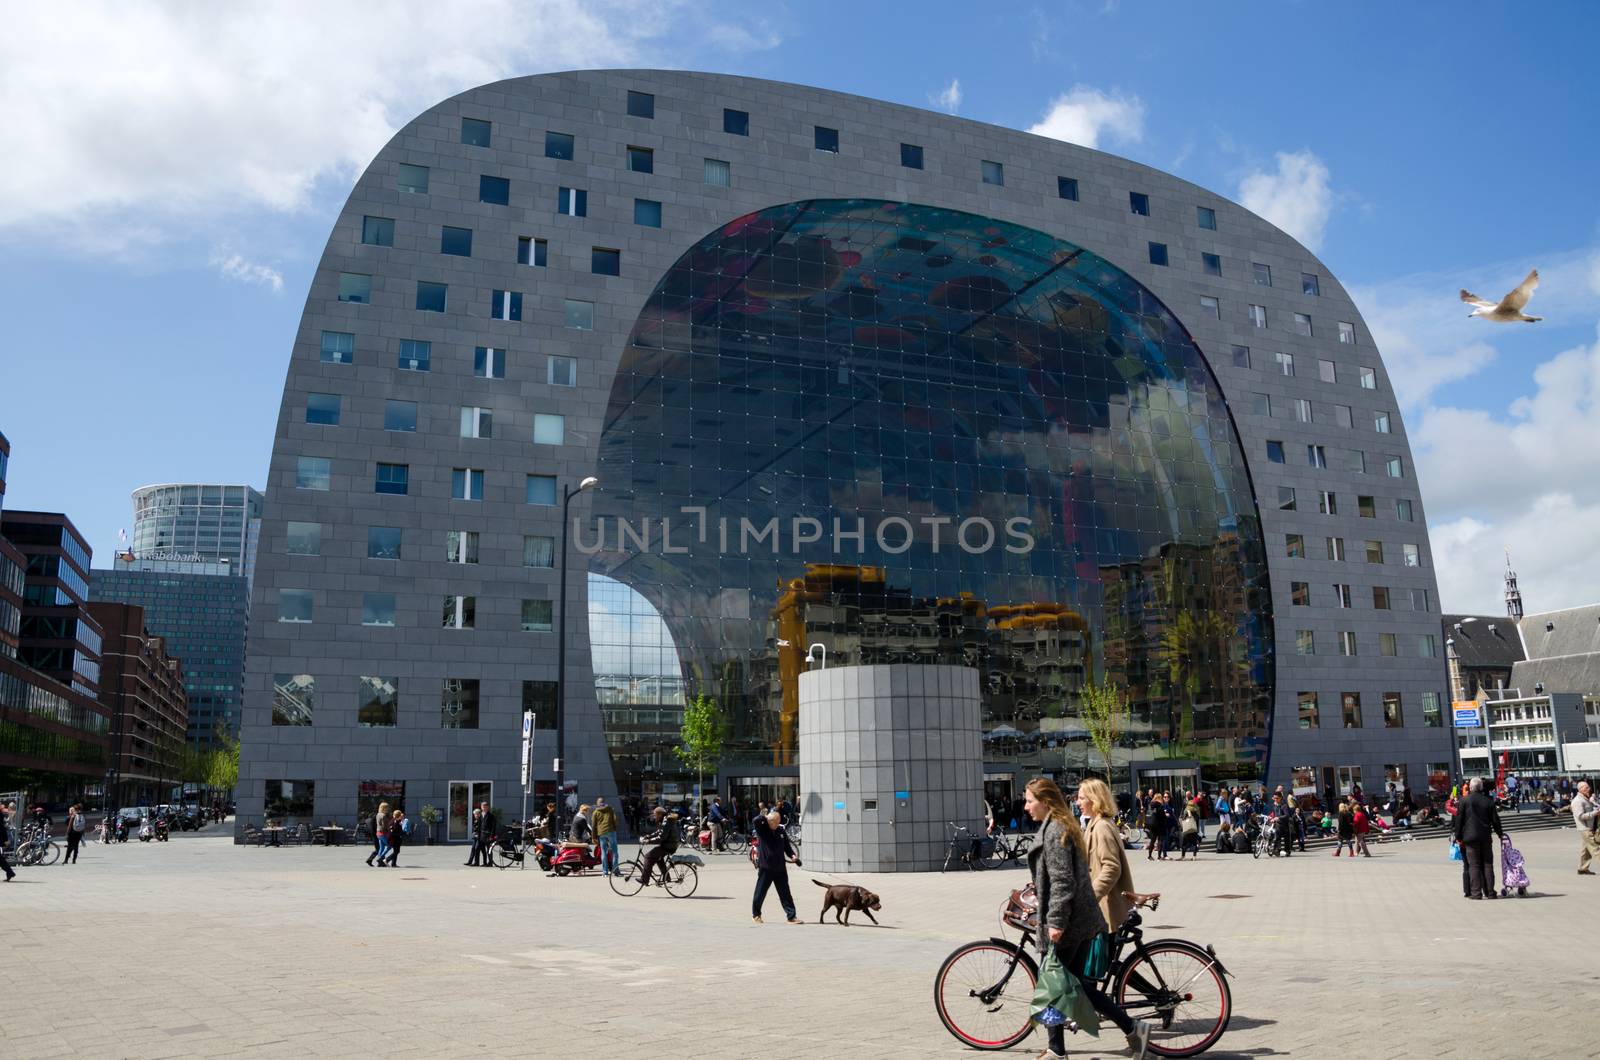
[[1332, 801, 1356, 857], [1452, 778, 1505, 899], [0, 801, 16, 882], [1177, 800, 1200, 860], [1352, 801, 1372, 858], [1024, 777, 1151, 1060], [63, 804, 86, 864], [381, 809, 407, 866], [1216, 789, 1232, 830], [367, 801, 390, 867], [464, 807, 483, 866], [476, 802, 496, 868], [1144, 795, 1167, 861], [1571, 781, 1598, 876], [750, 810, 801, 924], [593, 796, 620, 876], [1076, 779, 1134, 930]]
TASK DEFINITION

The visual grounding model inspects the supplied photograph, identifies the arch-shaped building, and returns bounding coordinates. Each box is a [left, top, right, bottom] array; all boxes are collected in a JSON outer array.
[[240, 71, 1449, 832]]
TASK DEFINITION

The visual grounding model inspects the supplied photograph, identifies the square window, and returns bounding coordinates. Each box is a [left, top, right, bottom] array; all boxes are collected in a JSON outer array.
[[544, 131, 575, 159], [444, 595, 475, 628], [704, 158, 731, 186], [440, 678, 480, 728], [1197, 205, 1216, 230], [474, 347, 506, 379], [384, 400, 417, 432], [523, 681, 558, 727], [981, 159, 1004, 185], [415, 281, 447, 313], [627, 145, 654, 173], [1129, 191, 1149, 215], [1250, 304, 1267, 328], [1360, 366, 1377, 390], [1201, 252, 1221, 276], [451, 468, 485, 501], [1285, 534, 1304, 558], [1295, 629, 1315, 655], [901, 143, 924, 169], [520, 598, 554, 632], [1342, 692, 1362, 725], [337, 273, 371, 304], [461, 117, 492, 147], [374, 463, 408, 496], [564, 300, 594, 330], [1290, 581, 1310, 606], [1231, 345, 1250, 369], [459, 407, 493, 439], [319, 330, 354, 364], [272, 674, 314, 726], [1402, 543, 1420, 567], [1417, 634, 1437, 658], [518, 236, 547, 266], [548, 355, 577, 386], [1275, 351, 1295, 376], [557, 187, 588, 216], [592, 248, 621, 275], [1381, 693, 1403, 728], [723, 108, 749, 136], [1308, 444, 1327, 468], [397, 163, 429, 194], [305, 393, 340, 426], [362, 593, 396, 628], [398, 338, 430, 371], [263, 780, 315, 818], [634, 198, 662, 227], [1365, 539, 1384, 563], [296, 457, 330, 491], [440, 226, 473, 257], [1147, 242, 1168, 266], [478, 175, 510, 205], [1253, 262, 1272, 287], [627, 90, 655, 119], [1319, 359, 1337, 383], [1339, 632, 1359, 657], [1295, 398, 1313, 423], [523, 534, 555, 568], [1395, 498, 1414, 522], [1386, 457, 1404, 478], [1253, 392, 1271, 417], [1410, 586, 1429, 611], [446, 530, 479, 564], [1326, 536, 1345, 561], [533, 413, 565, 445], [1374, 411, 1392, 434], [358, 676, 397, 727], [1372, 586, 1390, 609], [1318, 489, 1336, 515], [1294, 312, 1313, 337], [1358, 495, 1376, 518], [1277, 486, 1296, 511], [1302, 272, 1321, 296], [491, 289, 522, 320], [1266, 440, 1285, 464], [1334, 404, 1353, 428], [1423, 695, 1444, 728], [1199, 296, 1219, 319], [1058, 176, 1079, 201], [526, 474, 557, 505], [1297, 691, 1319, 729], [1332, 582, 1352, 608], [1338, 321, 1356, 344], [285, 522, 321, 556], [278, 588, 313, 624], [814, 126, 839, 152], [361, 216, 394, 247], [367, 526, 402, 560]]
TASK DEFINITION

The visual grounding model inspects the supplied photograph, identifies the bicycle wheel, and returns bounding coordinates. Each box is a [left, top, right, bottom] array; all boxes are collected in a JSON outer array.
[[608, 860, 645, 896], [986, 838, 1013, 868], [36, 842, 60, 866], [1113, 940, 1232, 1057], [933, 940, 1038, 1050], [662, 862, 699, 898], [723, 830, 747, 854], [1250, 838, 1262, 859]]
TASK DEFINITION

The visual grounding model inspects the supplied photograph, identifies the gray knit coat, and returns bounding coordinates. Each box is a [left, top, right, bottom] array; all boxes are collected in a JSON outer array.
[[1028, 817, 1109, 954]]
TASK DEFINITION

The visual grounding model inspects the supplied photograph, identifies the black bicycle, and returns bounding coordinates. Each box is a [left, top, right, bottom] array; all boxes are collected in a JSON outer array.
[[934, 890, 1232, 1056], [942, 822, 992, 872], [985, 828, 1034, 867]]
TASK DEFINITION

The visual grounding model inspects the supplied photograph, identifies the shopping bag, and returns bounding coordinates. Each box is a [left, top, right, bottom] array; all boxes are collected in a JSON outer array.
[[1078, 932, 1112, 981], [1030, 946, 1101, 1036], [1448, 840, 1462, 862]]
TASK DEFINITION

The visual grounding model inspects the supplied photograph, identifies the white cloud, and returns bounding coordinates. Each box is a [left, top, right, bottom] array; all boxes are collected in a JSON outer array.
[[932, 78, 962, 115], [1236, 150, 1333, 251], [1027, 86, 1145, 149], [1431, 495, 1600, 616], [211, 251, 284, 293], [0, 1, 767, 254]]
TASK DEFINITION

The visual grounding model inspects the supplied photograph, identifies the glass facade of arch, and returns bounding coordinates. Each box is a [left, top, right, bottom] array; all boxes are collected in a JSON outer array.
[[588, 199, 1273, 790]]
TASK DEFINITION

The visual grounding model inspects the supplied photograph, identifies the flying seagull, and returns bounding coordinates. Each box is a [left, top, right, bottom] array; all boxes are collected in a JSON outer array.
[[1461, 268, 1542, 322]]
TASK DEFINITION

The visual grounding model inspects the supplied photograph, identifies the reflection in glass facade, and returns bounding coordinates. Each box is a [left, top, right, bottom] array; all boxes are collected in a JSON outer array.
[[590, 199, 1273, 789]]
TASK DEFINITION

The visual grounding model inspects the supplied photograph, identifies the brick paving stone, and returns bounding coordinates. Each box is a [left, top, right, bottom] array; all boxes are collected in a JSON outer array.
[[1, 828, 1594, 1058]]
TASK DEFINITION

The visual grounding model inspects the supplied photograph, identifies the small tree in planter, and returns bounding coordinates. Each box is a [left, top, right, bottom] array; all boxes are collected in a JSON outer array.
[[419, 804, 443, 845]]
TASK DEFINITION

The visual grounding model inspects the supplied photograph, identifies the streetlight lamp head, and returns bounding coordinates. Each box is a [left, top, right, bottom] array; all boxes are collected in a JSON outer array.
[[579, 476, 599, 491]]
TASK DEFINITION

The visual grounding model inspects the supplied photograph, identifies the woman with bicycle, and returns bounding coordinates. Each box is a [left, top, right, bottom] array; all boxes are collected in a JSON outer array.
[[1025, 777, 1151, 1060]]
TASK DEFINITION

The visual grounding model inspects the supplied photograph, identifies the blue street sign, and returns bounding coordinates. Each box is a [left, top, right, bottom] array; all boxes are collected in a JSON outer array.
[[1453, 707, 1481, 728], [894, 790, 910, 799]]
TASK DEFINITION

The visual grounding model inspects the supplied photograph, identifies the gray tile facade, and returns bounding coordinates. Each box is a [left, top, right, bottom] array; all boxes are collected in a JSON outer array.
[[240, 70, 1449, 830]]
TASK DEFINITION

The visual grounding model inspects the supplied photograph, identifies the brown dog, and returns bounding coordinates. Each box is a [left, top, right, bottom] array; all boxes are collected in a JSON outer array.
[[813, 879, 881, 925]]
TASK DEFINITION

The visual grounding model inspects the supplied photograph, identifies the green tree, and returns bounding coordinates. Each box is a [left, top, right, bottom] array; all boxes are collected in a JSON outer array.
[[675, 693, 726, 810], [206, 735, 240, 793], [1080, 678, 1131, 785]]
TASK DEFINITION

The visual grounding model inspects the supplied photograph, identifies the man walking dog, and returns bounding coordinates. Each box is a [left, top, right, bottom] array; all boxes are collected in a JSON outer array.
[[751, 810, 802, 924]]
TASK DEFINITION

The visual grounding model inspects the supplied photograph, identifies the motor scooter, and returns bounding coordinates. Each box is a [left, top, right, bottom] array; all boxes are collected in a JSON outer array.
[[536, 839, 602, 876], [137, 818, 154, 842], [153, 816, 170, 842]]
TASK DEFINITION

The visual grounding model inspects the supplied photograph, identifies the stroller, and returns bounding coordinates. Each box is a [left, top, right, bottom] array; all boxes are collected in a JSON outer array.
[[1499, 835, 1530, 897]]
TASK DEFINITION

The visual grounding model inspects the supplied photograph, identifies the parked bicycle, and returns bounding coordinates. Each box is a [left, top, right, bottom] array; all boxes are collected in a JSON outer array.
[[985, 828, 1034, 868], [934, 889, 1232, 1056], [608, 853, 701, 898], [685, 818, 748, 855], [942, 822, 991, 872], [14, 825, 60, 867]]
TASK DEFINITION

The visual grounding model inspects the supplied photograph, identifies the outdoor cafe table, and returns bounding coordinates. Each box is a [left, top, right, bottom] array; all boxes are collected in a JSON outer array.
[[261, 826, 285, 847], [320, 826, 346, 847]]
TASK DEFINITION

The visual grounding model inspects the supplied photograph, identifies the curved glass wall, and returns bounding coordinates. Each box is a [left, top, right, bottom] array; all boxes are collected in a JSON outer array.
[[589, 199, 1273, 789]]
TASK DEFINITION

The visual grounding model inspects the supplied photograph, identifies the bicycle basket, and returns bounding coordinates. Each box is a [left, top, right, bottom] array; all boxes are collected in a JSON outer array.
[[1002, 883, 1038, 931]]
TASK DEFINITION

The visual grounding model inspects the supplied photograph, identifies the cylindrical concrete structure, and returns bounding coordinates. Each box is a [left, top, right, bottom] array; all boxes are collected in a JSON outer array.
[[798, 663, 983, 872]]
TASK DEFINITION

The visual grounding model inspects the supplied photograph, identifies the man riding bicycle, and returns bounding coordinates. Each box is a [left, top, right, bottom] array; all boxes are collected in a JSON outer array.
[[634, 806, 680, 886]]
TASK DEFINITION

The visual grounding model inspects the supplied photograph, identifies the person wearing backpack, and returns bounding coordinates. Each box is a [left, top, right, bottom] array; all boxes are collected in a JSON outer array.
[[380, 808, 408, 867], [64, 803, 87, 864]]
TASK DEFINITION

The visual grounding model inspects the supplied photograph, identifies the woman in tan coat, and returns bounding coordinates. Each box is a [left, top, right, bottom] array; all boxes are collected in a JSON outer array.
[[1075, 778, 1134, 932]]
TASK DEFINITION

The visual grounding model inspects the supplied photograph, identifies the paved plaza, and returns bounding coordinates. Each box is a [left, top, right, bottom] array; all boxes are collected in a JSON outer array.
[[3, 825, 1594, 1059]]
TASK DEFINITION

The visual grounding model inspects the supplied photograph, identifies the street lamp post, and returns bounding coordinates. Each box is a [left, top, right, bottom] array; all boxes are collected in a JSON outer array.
[[554, 475, 598, 842]]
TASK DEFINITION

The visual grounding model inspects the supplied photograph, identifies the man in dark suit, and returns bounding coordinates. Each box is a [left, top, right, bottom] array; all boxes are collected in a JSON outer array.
[[475, 802, 497, 868], [1452, 777, 1505, 899]]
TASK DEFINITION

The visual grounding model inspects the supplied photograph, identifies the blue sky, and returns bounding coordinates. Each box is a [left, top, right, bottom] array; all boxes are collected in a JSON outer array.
[[3, 1, 1598, 614]]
